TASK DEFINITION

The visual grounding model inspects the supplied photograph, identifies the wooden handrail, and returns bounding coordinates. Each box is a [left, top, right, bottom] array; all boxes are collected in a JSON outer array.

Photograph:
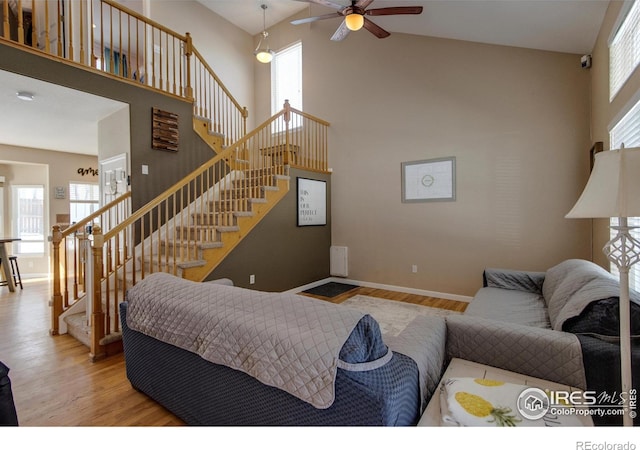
[[103, 112, 285, 242], [50, 191, 132, 336], [60, 191, 132, 239], [288, 105, 331, 127], [191, 46, 247, 116]]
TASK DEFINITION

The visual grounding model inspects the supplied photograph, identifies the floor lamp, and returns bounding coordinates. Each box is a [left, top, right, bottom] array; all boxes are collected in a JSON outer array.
[[566, 146, 640, 426]]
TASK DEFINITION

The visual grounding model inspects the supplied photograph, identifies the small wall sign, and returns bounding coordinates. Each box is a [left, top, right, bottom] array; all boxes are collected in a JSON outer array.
[[54, 186, 66, 199]]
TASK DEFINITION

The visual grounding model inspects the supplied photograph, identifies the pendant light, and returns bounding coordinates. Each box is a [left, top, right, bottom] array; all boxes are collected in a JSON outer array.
[[255, 4, 274, 64]]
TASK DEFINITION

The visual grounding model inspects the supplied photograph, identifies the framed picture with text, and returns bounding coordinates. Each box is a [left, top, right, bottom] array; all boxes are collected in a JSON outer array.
[[297, 177, 326, 226]]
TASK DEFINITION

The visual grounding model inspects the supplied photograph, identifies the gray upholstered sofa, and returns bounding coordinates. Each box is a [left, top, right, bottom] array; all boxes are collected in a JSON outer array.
[[444, 258, 640, 426], [120, 273, 447, 426]]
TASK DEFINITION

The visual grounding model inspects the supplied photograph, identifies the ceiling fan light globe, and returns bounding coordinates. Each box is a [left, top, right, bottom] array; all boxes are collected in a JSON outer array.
[[345, 13, 364, 31]]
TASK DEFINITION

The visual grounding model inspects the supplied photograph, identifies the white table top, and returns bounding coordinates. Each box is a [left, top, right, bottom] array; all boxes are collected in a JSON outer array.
[[418, 358, 593, 427]]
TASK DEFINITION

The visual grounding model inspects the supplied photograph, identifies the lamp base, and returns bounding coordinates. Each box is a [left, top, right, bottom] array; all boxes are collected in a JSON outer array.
[[605, 218, 640, 426]]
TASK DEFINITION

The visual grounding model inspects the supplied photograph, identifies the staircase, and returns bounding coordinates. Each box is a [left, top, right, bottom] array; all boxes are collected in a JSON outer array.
[[61, 165, 291, 352], [50, 100, 328, 361], [0, 0, 331, 360]]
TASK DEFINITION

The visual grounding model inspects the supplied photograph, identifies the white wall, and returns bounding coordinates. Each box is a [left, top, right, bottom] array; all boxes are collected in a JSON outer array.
[[147, 0, 256, 128], [255, 14, 592, 297], [0, 145, 99, 277], [98, 107, 130, 167]]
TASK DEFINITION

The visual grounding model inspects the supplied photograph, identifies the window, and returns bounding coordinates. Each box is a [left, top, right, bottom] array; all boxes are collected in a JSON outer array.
[[271, 41, 302, 129], [609, 0, 640, 100], [69, 183, 100, 223], [609, 96, 640, 290], [13, 185, 45, 255]]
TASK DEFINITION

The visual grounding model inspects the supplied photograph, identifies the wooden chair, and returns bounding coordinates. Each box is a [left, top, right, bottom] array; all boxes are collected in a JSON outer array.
[[0, 256, 23, 290]]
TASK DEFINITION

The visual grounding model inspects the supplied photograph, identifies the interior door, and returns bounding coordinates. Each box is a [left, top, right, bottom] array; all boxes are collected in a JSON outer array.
[[99, 153, 128, 207]]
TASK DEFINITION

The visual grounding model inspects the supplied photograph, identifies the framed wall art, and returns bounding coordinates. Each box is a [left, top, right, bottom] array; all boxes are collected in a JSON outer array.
[[297, 177, 327, 226], [401, 157, 456, 203]]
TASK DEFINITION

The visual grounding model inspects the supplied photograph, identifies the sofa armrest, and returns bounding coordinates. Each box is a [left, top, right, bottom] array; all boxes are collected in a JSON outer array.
[[482, 268, 545, 294], [445, 315, 587, 389], [205, 278, 234, 286]]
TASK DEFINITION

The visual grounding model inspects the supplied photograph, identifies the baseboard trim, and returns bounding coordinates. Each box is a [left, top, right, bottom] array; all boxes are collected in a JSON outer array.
[[289, 276, 472, 303]]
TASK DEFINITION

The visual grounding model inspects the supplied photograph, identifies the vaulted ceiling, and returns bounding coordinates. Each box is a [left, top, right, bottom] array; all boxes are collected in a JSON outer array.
[[0, 0, 610, 155], [198, 0, 609, 55]]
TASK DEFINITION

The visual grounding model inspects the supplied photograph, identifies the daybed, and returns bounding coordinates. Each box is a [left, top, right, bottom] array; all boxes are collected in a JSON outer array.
[[445, 258, 640, 426], [120, 273, 447, 426]]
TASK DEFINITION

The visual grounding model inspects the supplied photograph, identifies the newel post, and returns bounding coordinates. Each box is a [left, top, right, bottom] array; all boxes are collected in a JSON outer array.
[[184, 32, 194, 100], [50, 225, 63, 335], [2, 1, 9, 39], [283, 99, 291, 166], [89, 225, 106, 361], [242, 106, 248, 138]]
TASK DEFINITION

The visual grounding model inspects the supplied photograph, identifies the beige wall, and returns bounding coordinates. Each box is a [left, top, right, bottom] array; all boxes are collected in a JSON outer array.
[[98, 107, 130, 162], [148, 0, 256, 128], [0, 144, 99, 276], [256, 14, 593, 297], [590, 0, 640, 270]]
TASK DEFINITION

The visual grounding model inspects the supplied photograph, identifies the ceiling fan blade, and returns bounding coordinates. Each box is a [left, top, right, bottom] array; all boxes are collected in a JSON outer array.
[[293, 0, 345, 11], [365, 6, 424, 16], [355, 0, 375, 8], [330, 20, 351, 41], [291, 12, 342, 25], [363, 18, 390, 38]]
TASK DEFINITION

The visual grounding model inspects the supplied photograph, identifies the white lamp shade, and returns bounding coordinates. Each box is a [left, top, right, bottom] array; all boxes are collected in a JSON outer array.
[[566, 147, 640, 218]]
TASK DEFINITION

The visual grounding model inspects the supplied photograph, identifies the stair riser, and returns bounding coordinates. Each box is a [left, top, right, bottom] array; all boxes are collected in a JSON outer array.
[[141, 260, 189, 274], [217, 187, 265, 199], [191, 213, 236, 226], [174, 226, 219, 241], [208, 199, 252, 212], [158, 243, 202, 259], [233, 177, 273, 188]]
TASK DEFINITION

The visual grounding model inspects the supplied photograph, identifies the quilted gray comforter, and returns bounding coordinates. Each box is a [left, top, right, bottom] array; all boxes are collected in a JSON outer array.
[[125, 273, 368, 409]]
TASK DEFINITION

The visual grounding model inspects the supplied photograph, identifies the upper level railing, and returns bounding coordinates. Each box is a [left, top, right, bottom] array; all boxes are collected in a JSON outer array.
[[1, 0, 247, 147]]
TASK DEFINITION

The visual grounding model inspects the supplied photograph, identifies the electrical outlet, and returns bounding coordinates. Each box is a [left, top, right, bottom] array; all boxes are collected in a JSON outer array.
[[249, 274, 255, 284], [412, 265, 418, 273]]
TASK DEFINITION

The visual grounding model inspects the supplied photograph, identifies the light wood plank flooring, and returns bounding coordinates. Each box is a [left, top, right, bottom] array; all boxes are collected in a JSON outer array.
[[0, 279, 466, 426]]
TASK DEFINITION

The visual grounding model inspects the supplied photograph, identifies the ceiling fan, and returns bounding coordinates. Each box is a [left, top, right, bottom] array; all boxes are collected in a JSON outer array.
[[291, 0, 423, 41]]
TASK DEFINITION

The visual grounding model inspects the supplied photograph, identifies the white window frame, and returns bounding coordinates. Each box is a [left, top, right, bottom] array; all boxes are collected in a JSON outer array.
[[609, 93, 640, 291], [271, 41, 302, 131], [609, 0, 640, 100], [12, 185, 45, 256], [69, 182, 100, 223]]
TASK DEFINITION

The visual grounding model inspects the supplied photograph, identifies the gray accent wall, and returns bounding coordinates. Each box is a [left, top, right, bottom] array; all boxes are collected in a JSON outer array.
[[206, 169, 332, 292]]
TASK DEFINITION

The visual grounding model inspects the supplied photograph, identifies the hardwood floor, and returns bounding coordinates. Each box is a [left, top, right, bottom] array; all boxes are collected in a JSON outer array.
[[0, 278, 467, 426]]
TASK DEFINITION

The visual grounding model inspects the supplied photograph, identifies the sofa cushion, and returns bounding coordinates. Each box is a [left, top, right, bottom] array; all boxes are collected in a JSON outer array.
[[483, 268, 545, 294], [542, 259, 640, 331], [465, 287, 550, 328]]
